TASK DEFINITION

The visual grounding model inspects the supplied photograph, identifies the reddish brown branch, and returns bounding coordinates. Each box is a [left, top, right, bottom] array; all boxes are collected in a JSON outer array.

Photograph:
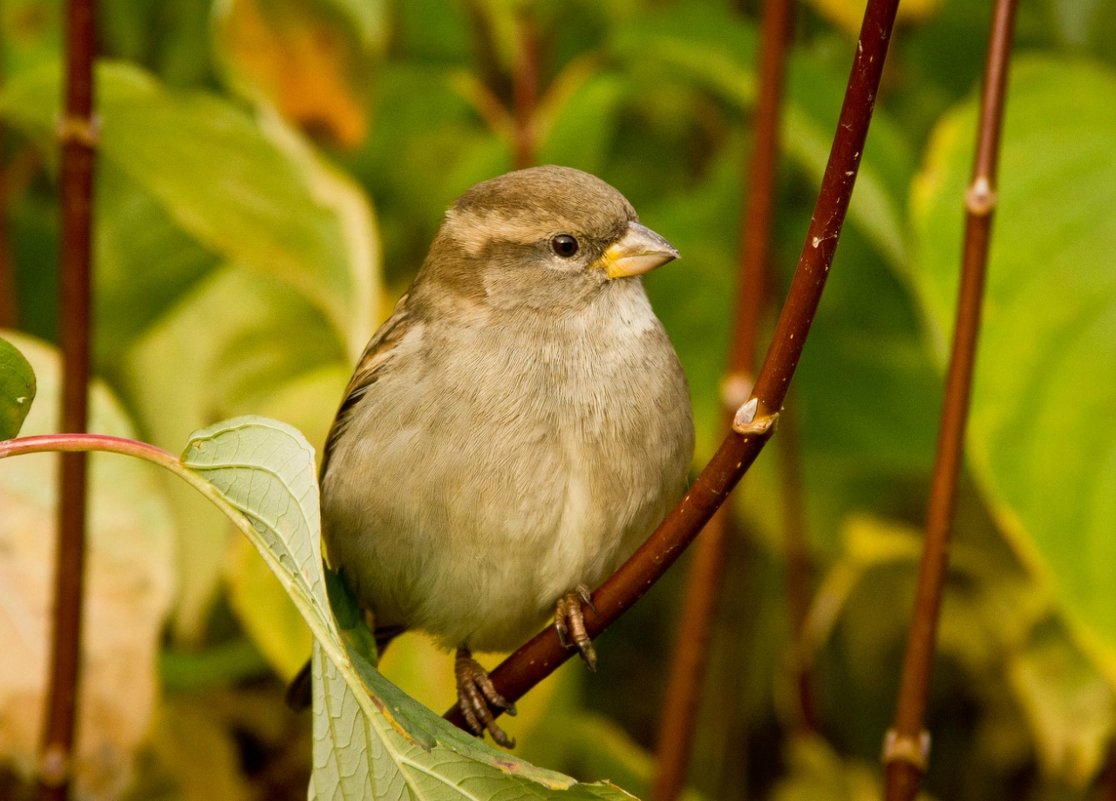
[[39, 1, 96, 799], [512, 8, 539, 169], [444, 0, 901, 732], [882, 1, 1018, 799], [0, 123, 15, 329], [0, 34, 14, 329], [775, 404, 818, 731], [650, 1, 796, 797], [650, 507, 733, 801]]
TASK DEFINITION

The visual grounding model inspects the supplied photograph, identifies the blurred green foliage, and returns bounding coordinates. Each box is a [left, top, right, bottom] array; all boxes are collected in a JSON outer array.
[[1, 0, 1115, 799]]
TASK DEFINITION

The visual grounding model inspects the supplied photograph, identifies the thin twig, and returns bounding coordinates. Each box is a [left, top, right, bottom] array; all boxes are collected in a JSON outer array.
[[882, 1, 1017, 799], [512, 7, 539, 169], [444, 0, 902, 732], [650, 1, 796, 797], [39, 1, 96, 799], [0, 122, 15, 329], [0, 30, 14, 329]]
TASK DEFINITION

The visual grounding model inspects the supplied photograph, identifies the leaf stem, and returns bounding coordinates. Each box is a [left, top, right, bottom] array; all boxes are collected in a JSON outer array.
[[882, 1, 1018, 799], [40, 1, 96, 797], [651, 1, 797, 797], [444, 0, 902, 732]]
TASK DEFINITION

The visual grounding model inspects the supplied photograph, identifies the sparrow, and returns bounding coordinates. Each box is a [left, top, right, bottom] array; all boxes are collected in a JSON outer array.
[[300, 165, 693, 747]]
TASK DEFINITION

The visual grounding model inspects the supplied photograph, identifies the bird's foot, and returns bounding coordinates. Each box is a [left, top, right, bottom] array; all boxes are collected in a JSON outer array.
[[454, 646, 516, 748], [555, 584, 598, 671]]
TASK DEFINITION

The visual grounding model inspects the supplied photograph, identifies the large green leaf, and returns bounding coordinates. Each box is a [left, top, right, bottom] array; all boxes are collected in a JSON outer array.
[[910, 58, 1116, 671], [0, 60, 378, 357], [0, 337, 36, 439], [120, 265, 344, 640], [180, 417, 637, 800], [609, 3, 913, 271]]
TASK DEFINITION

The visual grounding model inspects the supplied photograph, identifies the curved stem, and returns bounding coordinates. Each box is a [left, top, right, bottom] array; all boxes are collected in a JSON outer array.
[[651, 1, 797, 797], [444, 0, 902, 732], [0, 434, 270, 527], [882, 1, 1018, 798]]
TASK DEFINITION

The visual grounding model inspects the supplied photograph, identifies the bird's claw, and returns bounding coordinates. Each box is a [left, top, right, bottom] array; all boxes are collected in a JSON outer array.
[[555, 584, 598, 671], [455, 647, 516, 748]]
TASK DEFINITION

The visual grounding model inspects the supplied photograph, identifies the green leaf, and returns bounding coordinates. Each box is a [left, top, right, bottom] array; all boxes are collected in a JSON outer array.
[[771, 735, 886, 801], [0, 0, 60, 77], [180, 416, 638, 799], [538, 71, 629, 177], [225, 534, 314, 680], [182, 417, 335, 643], [1008, 619, 1115, 786], [0, 60, 380, 357], [910, 58, 1116, 671], [610, 4, 913, 270], [119, 265, 345, 639], [0, 336, 36, 440], [94, 163, 219, 365]]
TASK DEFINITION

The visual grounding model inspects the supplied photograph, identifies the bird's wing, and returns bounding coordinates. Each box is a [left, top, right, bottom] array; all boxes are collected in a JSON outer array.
[[320, 293, 413, 478]]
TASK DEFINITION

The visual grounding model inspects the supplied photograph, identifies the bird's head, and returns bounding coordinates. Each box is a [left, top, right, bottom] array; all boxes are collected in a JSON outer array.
[[414, 165, 679, 313]]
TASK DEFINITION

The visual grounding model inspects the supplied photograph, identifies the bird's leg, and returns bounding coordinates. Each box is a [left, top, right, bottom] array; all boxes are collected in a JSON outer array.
[[555, 583, 598, 671], [454, 646, 517, 748]]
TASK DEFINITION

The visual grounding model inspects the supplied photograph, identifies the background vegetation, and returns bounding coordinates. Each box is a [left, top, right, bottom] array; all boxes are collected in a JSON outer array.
[[1, 0, 1114, 799]]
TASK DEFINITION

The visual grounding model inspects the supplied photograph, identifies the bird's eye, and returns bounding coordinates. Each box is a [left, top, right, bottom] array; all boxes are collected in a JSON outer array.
[[550, 234, 580, 258]]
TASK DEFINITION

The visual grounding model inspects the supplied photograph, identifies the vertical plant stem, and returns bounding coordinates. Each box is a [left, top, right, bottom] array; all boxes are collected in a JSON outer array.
[[464, 0, 511, 106], [649, 506, 733, 801], [882, 1, 1017, 799], [39, 1, 96, 799], [775, 403, 818, 730], [651, 1, 795, 798], [512, 7, 539, 169], [0, 124, 15, 329], [0, 30, 14, 329], [445, 0, 901, 731]]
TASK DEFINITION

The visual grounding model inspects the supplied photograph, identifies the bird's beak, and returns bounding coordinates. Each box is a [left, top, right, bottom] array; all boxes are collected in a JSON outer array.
[[598, 221, 680, 279]]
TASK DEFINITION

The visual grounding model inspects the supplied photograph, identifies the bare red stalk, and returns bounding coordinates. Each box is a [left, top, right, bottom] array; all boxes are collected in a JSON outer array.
[[882, 1, 1017, 798], [445, 0, 901, 732], [0, 125, 15, 328], [775, 405, 818, 730], [39, 1, 96, 798], [0, 35, 14, 329], [512, 8, 539, 170], [650, 1, 796, 797], [1099, 744, 1116, 801], [649, 506, 732, 801], [463, 0, 510, 105]]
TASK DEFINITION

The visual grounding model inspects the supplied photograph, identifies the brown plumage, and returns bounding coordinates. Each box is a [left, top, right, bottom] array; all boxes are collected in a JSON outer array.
[[308, 165, 693, 746]]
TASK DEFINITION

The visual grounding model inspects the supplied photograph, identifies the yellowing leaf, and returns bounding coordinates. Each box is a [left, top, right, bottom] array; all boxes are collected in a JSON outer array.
[[911, 59, 1116, 678], [1008, 621, 1116, 787], [803, 0, 942, 38], [0, 332, 175, 801], [225, 535, 314, 680], [215, 0, 377, 148]]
